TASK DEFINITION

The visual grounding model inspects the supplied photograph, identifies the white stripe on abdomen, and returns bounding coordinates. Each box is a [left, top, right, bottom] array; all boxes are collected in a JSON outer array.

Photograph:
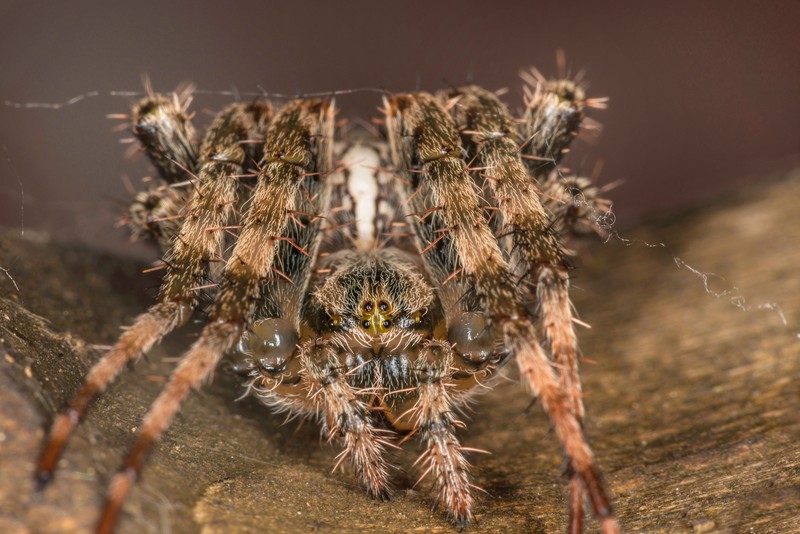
[[342, 144, 380, 249]]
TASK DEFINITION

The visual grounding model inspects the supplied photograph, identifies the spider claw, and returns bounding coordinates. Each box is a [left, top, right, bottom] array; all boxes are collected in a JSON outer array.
[[33, 470, 52, 493]]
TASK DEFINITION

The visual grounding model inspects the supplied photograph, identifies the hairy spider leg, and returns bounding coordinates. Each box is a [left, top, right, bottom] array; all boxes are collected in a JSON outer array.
[[385, 93, 489, 529], [304, 338, 395, 500], [386, 93, 618, 533], [519, 74, 612, 530], [520, 75, 586, 181], [446, 85, 594, 533], [121, 87, 198, 248], [93, 98, 333, 534], [410, 340, 475, 527], [133, 83, 199, 183], [521, 71, 611, 242], [35, 98, 271, 489]]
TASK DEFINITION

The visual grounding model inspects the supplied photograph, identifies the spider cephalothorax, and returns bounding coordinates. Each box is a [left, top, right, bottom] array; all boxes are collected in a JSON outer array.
[[36, 70, 617, 533]]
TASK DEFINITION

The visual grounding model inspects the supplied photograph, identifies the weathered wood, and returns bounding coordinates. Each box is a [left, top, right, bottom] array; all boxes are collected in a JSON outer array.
[[1, 170, 798, 533]]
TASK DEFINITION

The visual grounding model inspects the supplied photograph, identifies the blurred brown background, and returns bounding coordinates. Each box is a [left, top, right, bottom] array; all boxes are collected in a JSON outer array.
[[1, 0, 798, 257]]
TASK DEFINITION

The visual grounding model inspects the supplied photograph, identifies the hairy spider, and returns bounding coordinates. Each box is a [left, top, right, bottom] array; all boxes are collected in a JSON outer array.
[[35, 70, 616, 533]]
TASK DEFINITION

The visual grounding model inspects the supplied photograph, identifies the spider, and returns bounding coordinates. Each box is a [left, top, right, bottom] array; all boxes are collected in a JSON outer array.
[[35, 70, 617, 533]]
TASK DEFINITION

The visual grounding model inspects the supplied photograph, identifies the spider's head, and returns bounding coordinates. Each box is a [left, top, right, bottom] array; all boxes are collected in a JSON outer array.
[[314, 251, 433, 339]]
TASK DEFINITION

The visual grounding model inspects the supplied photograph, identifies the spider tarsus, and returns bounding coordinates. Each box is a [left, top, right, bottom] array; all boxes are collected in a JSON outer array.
[[453, 512, 472, 532], [97, 467, 136, 534], [33, 470, 52, 493], [35, 413, 72, 488], [567, 468, 585, 534], [368, 486, 391, 502]]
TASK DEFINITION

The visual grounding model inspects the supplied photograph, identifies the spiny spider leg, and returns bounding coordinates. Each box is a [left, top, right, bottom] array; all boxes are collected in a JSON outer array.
[[445, 85, 589, 531], [35, 97, 271, 488], [95, 98, 334, 534], [133, 83, 199, 183], [521, 72, 611, 241], [385, 93, 618, 533], [411, 340, 474, 528], [305, 339, 394, 500], [123, 86, 198, 248], [520, 74, 587, 180]]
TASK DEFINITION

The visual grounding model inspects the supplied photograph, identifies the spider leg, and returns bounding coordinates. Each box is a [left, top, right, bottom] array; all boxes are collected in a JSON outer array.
[[305, 338, 393, 500], [519, 73, 587, 181], [35, 98, 272, 489], [411, 340, 474, 530], [131, 84, 200, 183], [386, 93, 618, 533], [97, 100, 333, 532], [95, 98, 334, 534], [515, 74, 607, 438], [446, 86, 589, 530], [520, 72, 611, 242], [538, 268, 587, 534], [525, 77, 611, 529], [123, 87, 198, 248], [126, 185, 188, 251], [247, 332, 395, 500]]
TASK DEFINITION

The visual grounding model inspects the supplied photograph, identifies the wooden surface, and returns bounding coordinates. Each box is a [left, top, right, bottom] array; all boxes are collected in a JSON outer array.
[[1, 170, 798, 533]]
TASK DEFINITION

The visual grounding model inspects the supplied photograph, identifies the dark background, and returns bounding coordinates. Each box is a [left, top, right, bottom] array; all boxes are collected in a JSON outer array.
[[1, 0, 798, 257]]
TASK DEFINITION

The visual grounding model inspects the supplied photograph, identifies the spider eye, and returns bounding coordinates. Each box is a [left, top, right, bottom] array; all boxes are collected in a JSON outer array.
[[358, 298, 395, 335]]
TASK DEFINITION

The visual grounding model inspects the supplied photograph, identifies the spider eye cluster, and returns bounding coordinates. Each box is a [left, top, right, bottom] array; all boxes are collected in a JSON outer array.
[[360, 299, 393, 335]]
